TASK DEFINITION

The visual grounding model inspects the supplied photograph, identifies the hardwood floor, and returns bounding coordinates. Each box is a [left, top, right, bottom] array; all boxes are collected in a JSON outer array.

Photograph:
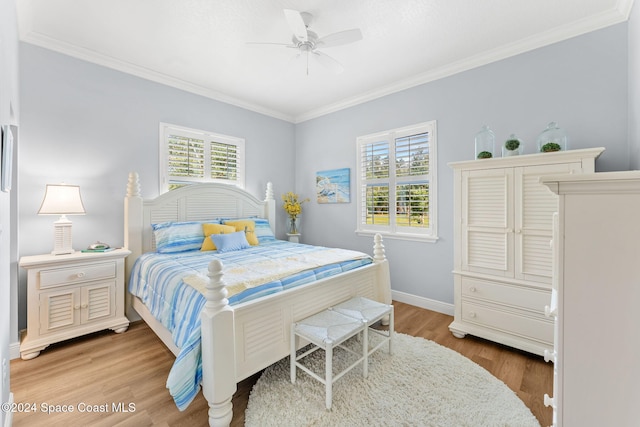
[[10, 301, 553, 426]]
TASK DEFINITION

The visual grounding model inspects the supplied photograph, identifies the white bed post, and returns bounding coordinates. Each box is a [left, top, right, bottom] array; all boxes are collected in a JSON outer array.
[[373, 233, 392, 306], [124, 172, 143, 320], [264, 182, 276, 233], [201, 259, 236, 427]]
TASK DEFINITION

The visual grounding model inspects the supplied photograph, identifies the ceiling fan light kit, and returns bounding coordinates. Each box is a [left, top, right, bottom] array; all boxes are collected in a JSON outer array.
[[250, 9, 362, 75]]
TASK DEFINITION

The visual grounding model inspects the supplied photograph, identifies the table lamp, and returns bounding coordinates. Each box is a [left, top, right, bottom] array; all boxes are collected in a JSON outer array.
[[38, 183, 86, 255]]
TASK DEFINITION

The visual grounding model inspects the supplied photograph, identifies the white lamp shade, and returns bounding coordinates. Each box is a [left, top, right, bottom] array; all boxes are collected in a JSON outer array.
[[38, 184, 86, 215]]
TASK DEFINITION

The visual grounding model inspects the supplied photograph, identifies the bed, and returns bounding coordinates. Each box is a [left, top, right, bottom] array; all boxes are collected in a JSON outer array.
[[123, 172, 392, 427]]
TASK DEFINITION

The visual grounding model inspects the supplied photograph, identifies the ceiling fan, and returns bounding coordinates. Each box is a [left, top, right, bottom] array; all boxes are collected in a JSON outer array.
[[248, 9, 363, 75]]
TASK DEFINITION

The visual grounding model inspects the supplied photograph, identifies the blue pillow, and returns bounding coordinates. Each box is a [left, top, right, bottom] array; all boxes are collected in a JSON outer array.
[[152, 221, 205, 253], [211, 231, 251, 253]]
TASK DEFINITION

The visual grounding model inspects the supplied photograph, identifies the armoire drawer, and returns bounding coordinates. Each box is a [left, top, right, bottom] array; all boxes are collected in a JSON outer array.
[[461, 301, 553, 344], [39, 261, 117, 289], [461, 276, 550, 313]]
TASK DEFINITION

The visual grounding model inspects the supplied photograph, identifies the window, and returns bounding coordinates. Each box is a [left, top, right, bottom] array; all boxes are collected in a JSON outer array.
[[356, 121, 438, 242], [159, 123, 245, 192]]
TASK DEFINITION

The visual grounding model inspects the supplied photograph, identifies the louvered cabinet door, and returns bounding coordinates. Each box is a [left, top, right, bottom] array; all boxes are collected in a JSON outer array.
[[461, 168, 514, 277], [514, 162, 582, 284], [81, 282, 117, 323], [39, 288, 81, 334]]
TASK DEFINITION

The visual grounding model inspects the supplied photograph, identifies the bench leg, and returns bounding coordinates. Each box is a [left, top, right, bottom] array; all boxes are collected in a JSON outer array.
[[290, 324, 296, 384], [326, 344, 333, 410], [389, 307, 394, 355], [363, 326, 369, 378]]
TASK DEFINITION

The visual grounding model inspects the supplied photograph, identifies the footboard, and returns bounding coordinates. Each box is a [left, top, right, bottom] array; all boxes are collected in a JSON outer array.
[[200, 235, 390, 427]]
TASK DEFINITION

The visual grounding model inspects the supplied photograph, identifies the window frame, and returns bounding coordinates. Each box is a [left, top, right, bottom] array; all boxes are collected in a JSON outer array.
[[355, 120, 438, 243], [159, 122, 245, 193]]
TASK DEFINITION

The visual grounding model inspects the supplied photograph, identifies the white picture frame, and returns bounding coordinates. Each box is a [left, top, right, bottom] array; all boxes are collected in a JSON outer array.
[[1, 125, 14, 192]]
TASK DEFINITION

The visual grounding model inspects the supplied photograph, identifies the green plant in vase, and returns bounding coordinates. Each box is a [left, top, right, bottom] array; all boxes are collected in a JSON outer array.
[[540, 142, 562, 152], [502, 134, 523, 157], [477, 151, 493, 159], [504, 139, 520, 151]]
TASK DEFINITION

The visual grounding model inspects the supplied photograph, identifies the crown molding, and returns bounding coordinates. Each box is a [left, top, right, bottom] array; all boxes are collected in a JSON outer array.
[[18, 1, 634, 125], [293, 3, 633, 123], [19, 32, 296, 123]]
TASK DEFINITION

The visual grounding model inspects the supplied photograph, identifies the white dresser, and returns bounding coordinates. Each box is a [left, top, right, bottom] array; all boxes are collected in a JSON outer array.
[[19, 248, 131, 359], [449, 148, 604, 356], [542, 171, 640, 427]]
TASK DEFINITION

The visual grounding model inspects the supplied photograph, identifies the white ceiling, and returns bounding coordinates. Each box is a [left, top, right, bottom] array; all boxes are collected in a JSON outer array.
[[17, 0, 633, 123]]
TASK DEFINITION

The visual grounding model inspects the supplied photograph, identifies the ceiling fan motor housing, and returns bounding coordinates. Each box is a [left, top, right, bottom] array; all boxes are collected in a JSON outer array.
[[292, 30, 318, 51]]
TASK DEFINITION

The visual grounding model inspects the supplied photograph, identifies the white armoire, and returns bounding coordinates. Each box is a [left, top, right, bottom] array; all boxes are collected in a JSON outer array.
[[542, 171, 640, 427], [449, 147, 604, 356]]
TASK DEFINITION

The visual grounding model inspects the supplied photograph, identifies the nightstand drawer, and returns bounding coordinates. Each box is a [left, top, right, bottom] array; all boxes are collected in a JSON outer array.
[[39, 261, 116, 289]]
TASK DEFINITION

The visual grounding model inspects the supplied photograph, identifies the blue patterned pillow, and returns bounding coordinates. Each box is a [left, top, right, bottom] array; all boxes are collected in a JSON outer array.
[[211, 231, 251, 253], [153, 220, 219, 253], [253, 218, 276, 242]]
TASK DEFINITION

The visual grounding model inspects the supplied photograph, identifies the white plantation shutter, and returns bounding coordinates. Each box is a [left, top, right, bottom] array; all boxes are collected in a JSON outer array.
[[356, 121, 438, 242], [160, 123, 245, 192], [168, 134, 205, 179], [210, 141, 241, 181]]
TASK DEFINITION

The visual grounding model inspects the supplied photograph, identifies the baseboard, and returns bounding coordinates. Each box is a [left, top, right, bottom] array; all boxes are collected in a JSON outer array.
[[391, 290, 454, 316], [9, 341, 20, 361]]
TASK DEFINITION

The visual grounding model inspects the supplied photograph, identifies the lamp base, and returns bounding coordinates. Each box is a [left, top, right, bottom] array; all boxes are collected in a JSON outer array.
[[52, 216, 75, 255]]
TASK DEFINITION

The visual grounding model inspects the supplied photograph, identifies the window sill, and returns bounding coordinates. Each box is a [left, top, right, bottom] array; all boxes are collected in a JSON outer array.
[[355, 230, 439, 243]]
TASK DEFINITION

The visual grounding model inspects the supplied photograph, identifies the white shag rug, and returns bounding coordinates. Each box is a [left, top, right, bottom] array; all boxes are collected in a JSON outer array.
[[245, 332, 540, 427]]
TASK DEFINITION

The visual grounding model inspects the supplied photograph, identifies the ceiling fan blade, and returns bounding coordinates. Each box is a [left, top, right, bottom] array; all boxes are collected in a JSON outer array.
[[313, 51, 344, 74], [317, 29, 362, 48], [246, 42, 293, 47], [284, 9, 308, 42]]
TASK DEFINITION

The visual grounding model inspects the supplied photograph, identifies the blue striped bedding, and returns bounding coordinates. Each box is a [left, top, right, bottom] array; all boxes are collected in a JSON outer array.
[[128, 239, 372, 410]]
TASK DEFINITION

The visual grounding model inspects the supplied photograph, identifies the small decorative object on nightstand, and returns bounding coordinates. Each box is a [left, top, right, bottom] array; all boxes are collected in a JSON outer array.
[[19, 248, 131, 360]]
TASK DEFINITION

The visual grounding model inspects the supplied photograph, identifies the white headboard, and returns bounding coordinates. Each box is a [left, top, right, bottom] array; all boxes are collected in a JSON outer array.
[[124, 172, 276, 275]]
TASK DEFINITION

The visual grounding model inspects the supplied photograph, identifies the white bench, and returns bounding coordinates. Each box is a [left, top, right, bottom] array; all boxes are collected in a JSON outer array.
[[290, 296, 394, 410], [333, 296, 394, 366]]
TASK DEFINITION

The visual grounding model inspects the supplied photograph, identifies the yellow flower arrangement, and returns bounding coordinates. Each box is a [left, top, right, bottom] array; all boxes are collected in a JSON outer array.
[[281, 192, 309, 219], [282, 192, 309, 234]]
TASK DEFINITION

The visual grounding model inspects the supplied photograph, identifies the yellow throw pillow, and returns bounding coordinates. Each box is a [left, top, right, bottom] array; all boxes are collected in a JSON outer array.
[[201, 223, 237, 251], [224, 220, 259, 245]]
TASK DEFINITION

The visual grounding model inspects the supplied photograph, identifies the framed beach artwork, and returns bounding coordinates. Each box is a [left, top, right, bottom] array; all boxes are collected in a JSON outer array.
[[316, 168, 350, 204]]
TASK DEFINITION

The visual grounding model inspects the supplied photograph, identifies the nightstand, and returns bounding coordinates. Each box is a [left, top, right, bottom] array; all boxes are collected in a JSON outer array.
[[19, 248, 131, 360]]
